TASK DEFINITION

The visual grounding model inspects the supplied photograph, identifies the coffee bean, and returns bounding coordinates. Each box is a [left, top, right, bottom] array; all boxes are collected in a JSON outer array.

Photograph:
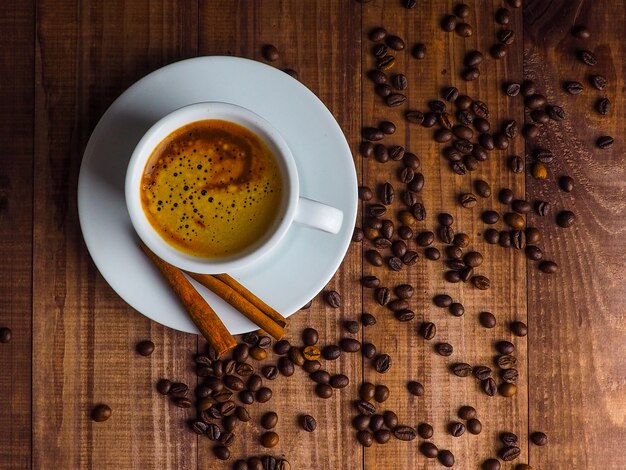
[[472, 365, 492, 380], [379, 121, 396, 135], [557, 175, 575, 193], [572, 24, 590, 39], [386, 93, 406, 107], [467, 418, 482, 434], [260, 431, 279, 448], [500, 446, 521, 461], [491, 43, 508, 59], [453, 138, 473, 153], [556, 210, 576, 228], [499, 231, 512, 248], [597, 135, 614, 149], [579, 49, 597, 66], [420, 442, 439, 458], [375, 287, 390, 306], [393, 285, 414, 302], [510, 321, 528, 337], [441, 15, 457, 32], [339, 337, 361, 353], [481, 378, 497, 396], [449, 421, 466, 437], [169, 382, 189, 397], [433, 294, 452, 308], [322, 344, 342, 361], [529, 109, 548, 124], [495, 7, 510, 24], [434, 129, 453, 143], [373, 354, 391, 373], [506, 82, 521, 96], [564, 81, 584, 94], [324, 292, 342, 310], [385, 34, 405, 50], [459, 193, 477, 208], [479, 311, 496, 328], [402, 251, 418, 266], [435, 342, 453, 356], [502, 368, 519, 383], [421, 322, 436, 340], [156, 379, 172, 395], [498, 28, 516, 44], [511, 199, 531, 214], [393, 425, 417, 441], [496, 341, 515, 356], [136, 340, 155, 356], [497, 354, 517, 370], [369, 27, 387, 41], [372, 43, 388, 59], [372, 384, 389, 403], [358, 186, 373, 202], [223, 375, 245, 391], [213, 445, 230, 461], [523, 123, 540, 139], [464, 251, 483, 268], [377, 56, 396, 71], [296, 414, 316, 433], [520, 80, 536, 97], [356, 430, 373, 447], [442, 86, 459, 102], [262, 44, 279, 61], [547, 105, 565, 121], [484, 229, 499, 244], [445, 270, 462, 283], [531, 431, 548, 446], [356, 400, 377, 416], [439, 450, 455, 467], [413, 422, 432, 440], [449, 302, 465, 317], [353, 414, 370, 431], [425, 247, 441, 260], [482, 459, 501, 470], [379, 182, 394, 205], [456, 110, 475, 126], [500, 431, 519, 447], [390, 74, 407, 91], [388, 299, 409, 312], [342, 320, 359, 335], [450, 362, 472, 377], [596, 97, 611, 116], [438, 226, 454, 244], [375, 83, 392, 98], [362, 127, 383, 142], [590, 74, 607, 90], [328, 374, 348, 389], [457, 405, 476, 420], [388, 256, 403, 271], [303, 359, 321, 374], [92, 404, 112, 422], [367, 69, 387, 84], [455, 22, 473, 37], [315, 383, 333, 399], [482, 210, 500, 224]]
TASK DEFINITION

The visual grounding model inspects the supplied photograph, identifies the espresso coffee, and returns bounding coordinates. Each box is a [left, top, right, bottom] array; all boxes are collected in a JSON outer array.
[[140, 119, 283, 258]]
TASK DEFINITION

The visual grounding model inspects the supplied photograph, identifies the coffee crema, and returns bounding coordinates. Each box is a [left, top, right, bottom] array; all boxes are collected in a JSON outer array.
[[140, 119, 283, 258]]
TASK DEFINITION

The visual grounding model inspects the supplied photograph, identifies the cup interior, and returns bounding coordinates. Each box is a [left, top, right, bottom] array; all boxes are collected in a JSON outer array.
[[125, 102, 298, 274]]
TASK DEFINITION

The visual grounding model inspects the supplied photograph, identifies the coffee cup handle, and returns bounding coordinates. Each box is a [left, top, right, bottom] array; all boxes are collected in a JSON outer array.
[[293, 197, 344, 234]]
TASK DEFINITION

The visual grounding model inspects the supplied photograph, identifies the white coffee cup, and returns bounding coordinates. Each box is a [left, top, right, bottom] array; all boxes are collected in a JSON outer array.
[[125, 102, 344, 274]]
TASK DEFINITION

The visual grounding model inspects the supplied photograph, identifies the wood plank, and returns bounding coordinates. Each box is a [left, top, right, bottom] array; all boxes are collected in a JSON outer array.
[[524, 0, 626, 468], [33, 1, 198, 468], [197, 1, 363, 468], [361, 1, 527, 468], [0, 1, 35, 469]]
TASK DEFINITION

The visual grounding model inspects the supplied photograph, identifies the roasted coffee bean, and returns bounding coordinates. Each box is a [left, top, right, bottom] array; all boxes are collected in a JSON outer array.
[[597, 135, 614, 149], [445, 270, 462, 283], [530, 431, 548, 446], [399, 167, 415, 184], [435, 342, 453, 356], [482, 210, 500, 224], [458, 405, 477, 420], [411, 203, 426, 221], [459, 193, 477, 208], [495, 342, 515, 357], [481, 378, 497, 396], [191, 420, 209, 435], [472, 275, 490, 290], [223, 375, 245, 391], [434, 129, 453, 143], [403, 152, 420, 170], [590, 74, 607, 90], [356, 400, 376, 416], [453, 138, 473, 154], [511, 230, 526, 250], [438, 450, 455, 468], [322, 344, 342, 360], [205, 423, 222, 441], [493, 132, 510, 150], [448, 259, 466, 271], [433, 294, 452, 308], [287, 347, 304, 367], [369, 27, 387, 41], [495, 7, 510, 24], [359, 314, 376, 329], [571, 23, 590, 38], [373, 146, 388, 164], [379, 121, 396, 136], [597, 97, 612, 116], [361, 275, 380, 289], [456, 110, 475, 126], [473, 365, 492, 381], [498, 231, 512, 248], [491, 43, 508, 59], [372, 43, 388, 59], [498, 28, 516, 45], [484, 228, 499, 244], [443, 86, 459, 102], [438, 226, 454, 244], [446, 245, 463, 259], [479, 311, 496, 328], [451, 363, 472, 377], [303, 359, 321, 374], [343, 320, 360, 335], [420, 442, 439, 458], [169, 382, 189, 397], [375, 287, 390, 305], [391, 74, 408, 91], [464, 251, 483, 267], [502, 368, 519, 383], [441, 14, 457, 32], [358, 185, 373, 201], [532, 162, 548, 180], [373, 237, 391, 249], [482, 459, 501, 470], [388, 256, 403, 271], [467, 418, 482, 434], [329, 374, 349, 389], [172, 396, 192, 408], [391, 240, 407, 258], [299, 414, 317, 432], [272, 339, 291, 355], [219, 400, 236, 417], [385, 35, 405, 50], [505, 82, 521, 96], [429, 100, 446, 113], [547, 105, 565, 120], [477, 133, 494, 151], [213, 445, 230, 461], [388, 299, 409, 311], [325, 291, 342, 308], [381, 219, 394, 239], [136, 340, 155, 356], [356, 430, 374, 447], [353, 414, 370, 431], [402, 251, 418, 266], [580, 49, 597, 66], [315, 383, 333, 399], [310, 370, 331, 385], [92, 404, 112, 422], [367, 69, 387, 84], [449, 302, 465, 317], [375, 83, 392, 98], [455, 22, 473, 37], [511, 199, 531, 214], [377, 56, 396, 71], [462, 67, 480, 81], [235, 406, 251, 422], [464, 50, 484, 67], [386, 92, 408, 108], [504, 120, 519, 138], [438, 112, 454, 129], [374, 384, 390, 402], [449, 421, 466, 437], [393, 425, 417, 441], [520, 79, 536, 97], [373, 354, 391, 373], [405, 110, 424, 124], [557, 210, 576, 228], [559, 175, 574, 192], [564, 81, 584, 94], [360, 141, 374, 159], [510, 321, 528, 337], [500, 446, 521, 461], [501, 431, 519, 446], [339, 337, 361, 353], [239, 390, 254, 405], [260, 431, 279, 448], [422, 112, 438, 128], [157, 379, 172, 395], [249, 346, 268, 361], [362, 127, 384, 141], [380, 182, 394, 205], [262, 44, 279, 61], [497, 355, 517, 370], [417, 422, 434, 439]]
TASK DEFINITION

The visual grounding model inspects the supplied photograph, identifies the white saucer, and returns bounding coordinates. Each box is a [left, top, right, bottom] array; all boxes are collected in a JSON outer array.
[[77, 56, 358, 334]]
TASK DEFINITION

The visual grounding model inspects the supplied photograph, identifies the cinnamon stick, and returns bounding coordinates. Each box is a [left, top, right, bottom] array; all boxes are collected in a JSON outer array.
[[213, 273, 287, 328], [187, 272, 285, 340], [139, 243, 236, 357]]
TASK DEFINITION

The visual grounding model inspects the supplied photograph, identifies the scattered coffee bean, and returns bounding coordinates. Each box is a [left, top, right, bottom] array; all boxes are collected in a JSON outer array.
[[458, 405, 477, 420], [481, 378, 497, 396], [510, 321, 528, 337], [482, 210, 500, 224], [373, 354, 391, 373], [495, 7, 510, 24], [393, 425, 417, 441], [479, 311, 496, 328], [530, 431, 548, 446], [339, 337, 361, 353], [559, 175, 574, 192], [539, 260, 558, 274], [262, 44, 279, 61], [474, 365, 492, 380], [260, 431, 279, 448], [556, 210, 576, 228], [596, 97, 611, 115], [377, 56, 396, 71], [260, 411, 278, 430], [421, 442, 439, 458], [497, 341, 515, 355], [91, 404, 112, 422], [385, 35, 405, 50], [169, 382, 189, 397], [596, 136, 614, 149], [449, 302, 465, 317], [362, 127, 383, 141], [572, 24, 590, 39], [502, 368, 519, 383], [136, 340, 155, 356], [412, 43, 426, 59], [590, 74, 607, 90], [273, 339, 291, 355], [472, 275, 490, 290], [356, 430, 374, 447], [564, 81, 584, 95], [435, 342, 453, 356], [213, 445, 230, 461], [449, 421, 466, 437], [506, 82, 521, 96], [425, 247, 441, 260], [483, 459, 502, 470], [459, 193, 477, 208], [500, 446, 521, 461], [501, 432, 519, 446], [325, 291, 341, 308], [455, 22, 473, 38], [438, 449, 455, 467], [467, 418, 482, 434], [441, 15, 457, 32], [421, 322, 436, 340], [579, 49, 597, 66], [300, 414, 317, 432], [491, 43, 508, 59], [369, 27, 387, 41], [315, 383, 333, 399]]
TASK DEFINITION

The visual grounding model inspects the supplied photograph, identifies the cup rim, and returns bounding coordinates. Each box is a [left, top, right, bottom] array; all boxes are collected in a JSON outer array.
[[125, 101, 299, 274]]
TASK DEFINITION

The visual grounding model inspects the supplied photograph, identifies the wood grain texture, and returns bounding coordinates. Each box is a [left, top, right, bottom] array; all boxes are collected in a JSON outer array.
[[197, 1, 363, 468], [524, 1, 626, 468], [361, 1, 527, 468], [33, 1, 198, 468], [0, 1, 35, 469]]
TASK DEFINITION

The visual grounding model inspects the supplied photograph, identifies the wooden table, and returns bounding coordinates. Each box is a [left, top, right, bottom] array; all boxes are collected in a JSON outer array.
[[1, 0, 624, 468]]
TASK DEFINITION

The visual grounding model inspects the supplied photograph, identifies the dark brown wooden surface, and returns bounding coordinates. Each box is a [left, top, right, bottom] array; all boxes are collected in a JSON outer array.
[[0, 1, 624, 469]]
